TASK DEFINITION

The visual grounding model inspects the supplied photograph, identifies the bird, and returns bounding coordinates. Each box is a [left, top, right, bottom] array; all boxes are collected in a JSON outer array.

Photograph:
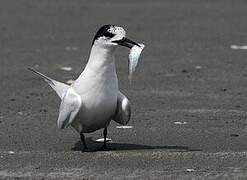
[[28, 24, 141, 151]]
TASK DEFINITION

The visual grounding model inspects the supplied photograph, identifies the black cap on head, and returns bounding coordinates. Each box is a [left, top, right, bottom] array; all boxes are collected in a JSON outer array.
[[92, 25, 115, 45]]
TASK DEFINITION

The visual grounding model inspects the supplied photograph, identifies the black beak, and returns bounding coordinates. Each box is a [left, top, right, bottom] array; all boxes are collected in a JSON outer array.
[[113, 37, 140, 48]]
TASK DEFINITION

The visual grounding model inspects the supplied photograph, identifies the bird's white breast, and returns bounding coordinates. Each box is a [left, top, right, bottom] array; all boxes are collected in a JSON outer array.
[[71, 48, 118, 133]]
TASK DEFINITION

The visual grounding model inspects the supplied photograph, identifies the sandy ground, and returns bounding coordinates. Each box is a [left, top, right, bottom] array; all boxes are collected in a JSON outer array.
[[1, 0, 247, 179]]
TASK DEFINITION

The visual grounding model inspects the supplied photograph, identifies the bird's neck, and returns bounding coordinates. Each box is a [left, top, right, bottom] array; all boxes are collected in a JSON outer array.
[[78, 45, 117, 80], [86, 45, 116, 69]]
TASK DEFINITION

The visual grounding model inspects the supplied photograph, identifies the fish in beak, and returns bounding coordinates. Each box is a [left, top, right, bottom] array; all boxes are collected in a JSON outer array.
[[114, 37, 145, 83], [113, 37, 141, 48], [128, 44, 145, 83]]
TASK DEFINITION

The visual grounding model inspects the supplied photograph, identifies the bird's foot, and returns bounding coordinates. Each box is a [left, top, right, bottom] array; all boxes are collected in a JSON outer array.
[[99, 144, 108, 151], [81, 144, 89, 152]]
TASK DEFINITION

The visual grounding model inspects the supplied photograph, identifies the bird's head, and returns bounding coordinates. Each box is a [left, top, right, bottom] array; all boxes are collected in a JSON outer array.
[[92, 25, 140, 49]]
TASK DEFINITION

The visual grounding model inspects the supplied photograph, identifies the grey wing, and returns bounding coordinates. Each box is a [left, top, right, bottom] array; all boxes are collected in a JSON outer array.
[[57, 88, 82, 129], [112, 91, 131, 125]]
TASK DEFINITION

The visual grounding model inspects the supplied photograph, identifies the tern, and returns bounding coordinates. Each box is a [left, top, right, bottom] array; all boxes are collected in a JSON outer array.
[[29, 25, 141, 150]]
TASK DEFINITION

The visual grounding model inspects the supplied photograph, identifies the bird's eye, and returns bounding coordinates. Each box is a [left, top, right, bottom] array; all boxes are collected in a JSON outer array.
[[104, 31, 114, 39]]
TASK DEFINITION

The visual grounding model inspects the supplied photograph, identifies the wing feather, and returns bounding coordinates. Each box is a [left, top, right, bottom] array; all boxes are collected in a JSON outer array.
[[113, 91, 131, 125], [57, 88, 82, 129]]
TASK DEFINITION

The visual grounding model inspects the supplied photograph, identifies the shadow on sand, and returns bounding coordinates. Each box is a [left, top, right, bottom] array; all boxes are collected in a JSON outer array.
[[71, 137, 202, 152]]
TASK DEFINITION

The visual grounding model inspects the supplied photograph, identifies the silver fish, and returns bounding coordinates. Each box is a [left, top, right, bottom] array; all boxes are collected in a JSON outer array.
[[128, 44, 145, 83]]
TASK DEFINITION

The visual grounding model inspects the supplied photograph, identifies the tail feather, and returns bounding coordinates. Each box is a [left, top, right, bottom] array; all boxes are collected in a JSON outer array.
[[28, 67, 70, 99]]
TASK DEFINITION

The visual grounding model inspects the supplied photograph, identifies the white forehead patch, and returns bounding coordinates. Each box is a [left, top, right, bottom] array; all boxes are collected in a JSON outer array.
[[108, 26, 126, 38]]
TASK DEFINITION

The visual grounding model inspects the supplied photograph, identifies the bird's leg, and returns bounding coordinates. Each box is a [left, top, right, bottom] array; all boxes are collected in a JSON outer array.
[[80, 132, 88, 150], [103, 127, 107, 148], [100, 128, 108, 150]]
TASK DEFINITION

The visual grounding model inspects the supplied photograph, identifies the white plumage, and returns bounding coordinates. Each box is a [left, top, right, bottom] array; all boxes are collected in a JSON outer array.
[[29, 25, 144, 150]]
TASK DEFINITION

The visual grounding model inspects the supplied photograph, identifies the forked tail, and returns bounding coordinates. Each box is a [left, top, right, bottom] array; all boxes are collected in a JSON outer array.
[[28, 67, 70, 99]]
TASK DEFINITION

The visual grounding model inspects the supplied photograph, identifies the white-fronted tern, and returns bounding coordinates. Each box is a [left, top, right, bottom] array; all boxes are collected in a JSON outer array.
[[28, 24, 144, 151]]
